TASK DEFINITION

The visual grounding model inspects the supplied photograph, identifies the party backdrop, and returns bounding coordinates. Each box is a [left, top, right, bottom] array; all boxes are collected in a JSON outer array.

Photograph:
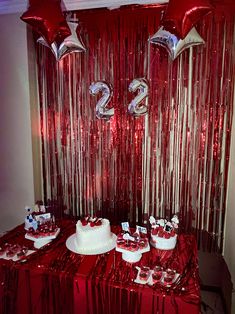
[[36, 3, 235, 251]]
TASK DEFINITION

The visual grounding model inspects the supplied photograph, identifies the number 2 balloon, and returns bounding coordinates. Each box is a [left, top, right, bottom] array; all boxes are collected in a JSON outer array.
[[89, 81, 114, 120]]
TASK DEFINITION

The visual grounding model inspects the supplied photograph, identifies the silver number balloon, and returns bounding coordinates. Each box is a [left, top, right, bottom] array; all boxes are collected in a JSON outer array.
[[89, 81, 114, 120], [128, 78, 149, 116]]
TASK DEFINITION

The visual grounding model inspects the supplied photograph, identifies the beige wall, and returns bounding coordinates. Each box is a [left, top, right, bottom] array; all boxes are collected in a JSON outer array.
[[224, 87, 235, 312], [0, 13, 37, 232]]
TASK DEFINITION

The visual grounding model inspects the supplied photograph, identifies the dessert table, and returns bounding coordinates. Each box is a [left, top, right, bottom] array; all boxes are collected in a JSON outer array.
[[0, 219, 200, 314]]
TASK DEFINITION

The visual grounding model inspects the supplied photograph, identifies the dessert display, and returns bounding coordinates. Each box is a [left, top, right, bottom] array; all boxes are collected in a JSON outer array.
[[26, 220, 59, 240], [149, 215, 179, 250], [134, 265, 179, 287], [116, 230, 149, 251], [25, 209, 60, 248], [66, 216, 117, 255], [116, 223, 150, 262], [163, 268, 177, 286], [138, 266, 151, 282], [0, 243, 34, 261], [151, 266, 164, 284]]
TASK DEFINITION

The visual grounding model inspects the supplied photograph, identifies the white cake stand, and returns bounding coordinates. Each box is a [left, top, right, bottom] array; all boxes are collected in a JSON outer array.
[[116, 243, 150, 263], [25, 228, 60, 249], [66, 233, 117, 255]]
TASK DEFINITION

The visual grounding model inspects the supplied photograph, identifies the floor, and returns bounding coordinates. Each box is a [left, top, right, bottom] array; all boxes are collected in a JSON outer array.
[[201, 290, 226, 313], [198, 249, 233, 314]]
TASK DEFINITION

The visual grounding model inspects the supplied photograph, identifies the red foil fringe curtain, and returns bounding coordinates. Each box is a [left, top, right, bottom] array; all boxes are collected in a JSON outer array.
[[36, 3, 235, 251]]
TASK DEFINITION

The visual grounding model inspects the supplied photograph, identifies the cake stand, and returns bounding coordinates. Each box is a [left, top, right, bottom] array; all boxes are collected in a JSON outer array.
[[66, 233, 117, 255], [25, 228, 60, 249], [116, 243, 150, 263]]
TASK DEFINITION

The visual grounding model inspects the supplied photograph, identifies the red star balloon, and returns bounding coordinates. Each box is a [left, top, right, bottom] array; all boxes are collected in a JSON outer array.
[[37, 22, 86, 61], [162, 0, 212, 39], [20, 0, 71, 45]]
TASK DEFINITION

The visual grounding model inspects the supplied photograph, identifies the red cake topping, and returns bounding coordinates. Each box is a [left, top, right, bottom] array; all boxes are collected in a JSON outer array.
[[81, 217, 103, 227]]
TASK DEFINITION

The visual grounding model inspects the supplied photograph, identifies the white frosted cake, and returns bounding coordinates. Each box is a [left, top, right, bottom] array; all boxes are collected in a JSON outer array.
[[151, 233, 177, 250], [75, 217, 114, 253], [149, 215, 179, 250]]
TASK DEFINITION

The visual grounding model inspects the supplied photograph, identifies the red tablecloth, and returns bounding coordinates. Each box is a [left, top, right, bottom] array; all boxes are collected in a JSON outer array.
[[0, 220, 200, 314]]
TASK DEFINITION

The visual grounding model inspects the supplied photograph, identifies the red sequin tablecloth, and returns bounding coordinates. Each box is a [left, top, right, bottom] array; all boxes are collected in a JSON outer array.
[[0, 219, 200, 314]]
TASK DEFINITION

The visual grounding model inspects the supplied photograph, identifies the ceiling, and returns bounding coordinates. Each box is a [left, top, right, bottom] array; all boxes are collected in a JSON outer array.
[[0, 0, 168, 15]]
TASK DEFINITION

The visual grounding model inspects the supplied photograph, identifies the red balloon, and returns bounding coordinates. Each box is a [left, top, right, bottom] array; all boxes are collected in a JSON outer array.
[[162, 0, 212, 39], [20, 0, 71, 44]]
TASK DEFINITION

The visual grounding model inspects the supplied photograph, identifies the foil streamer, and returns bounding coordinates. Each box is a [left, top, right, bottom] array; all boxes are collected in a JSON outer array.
[[36, 4, 235, 252]]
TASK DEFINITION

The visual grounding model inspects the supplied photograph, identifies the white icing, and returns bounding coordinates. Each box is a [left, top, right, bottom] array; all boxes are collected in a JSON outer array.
[[151, 234, 177, 250], [75, 218, 112, 251]]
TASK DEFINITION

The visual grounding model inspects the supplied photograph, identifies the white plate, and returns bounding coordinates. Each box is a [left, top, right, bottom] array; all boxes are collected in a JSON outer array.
[[66, 233, 117, 255]]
